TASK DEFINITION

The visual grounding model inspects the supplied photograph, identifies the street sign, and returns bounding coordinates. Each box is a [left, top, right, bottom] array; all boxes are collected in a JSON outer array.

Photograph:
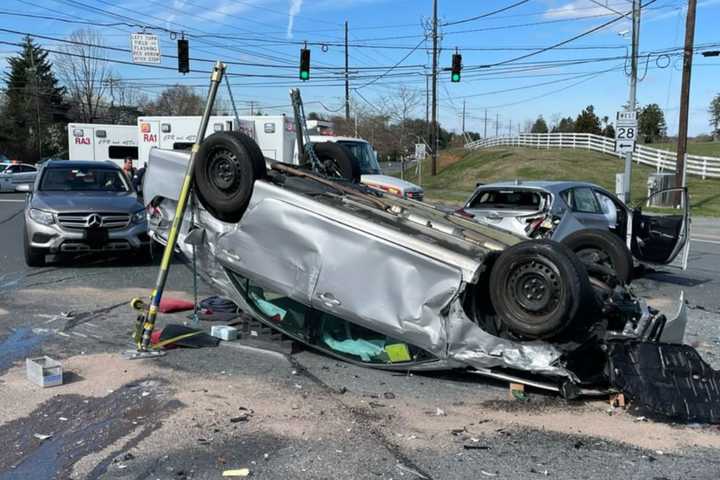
[[415, 143, 426, 160], [131, 33, 161, 64], [615, 110, 637, 154], [616, 110, 637, 122], [616, 140, 635, 154]]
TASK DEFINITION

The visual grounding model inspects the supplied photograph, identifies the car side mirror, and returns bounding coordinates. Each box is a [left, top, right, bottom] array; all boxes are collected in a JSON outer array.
[[15, 183, 32, 193]]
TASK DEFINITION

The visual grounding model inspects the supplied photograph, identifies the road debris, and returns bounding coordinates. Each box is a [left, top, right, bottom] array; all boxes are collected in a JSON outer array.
[[222, 468, 250, 477], [33, 433, 52, 441], [26, 356, 63, 387]]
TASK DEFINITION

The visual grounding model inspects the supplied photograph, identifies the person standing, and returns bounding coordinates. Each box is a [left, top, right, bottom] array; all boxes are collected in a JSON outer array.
[[123, 157, 136, 180]]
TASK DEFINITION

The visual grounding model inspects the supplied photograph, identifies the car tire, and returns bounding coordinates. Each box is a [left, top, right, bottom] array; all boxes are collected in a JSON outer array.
[[194, 131, 267, 223], [489, 240, 595, 340], [23, 229, 46, 267], [313, 142, 360, 182], [560, 229, 633, 285]]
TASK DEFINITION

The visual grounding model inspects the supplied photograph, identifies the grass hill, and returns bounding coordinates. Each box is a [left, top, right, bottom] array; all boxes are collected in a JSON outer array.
[[399, 147, 720, 217]]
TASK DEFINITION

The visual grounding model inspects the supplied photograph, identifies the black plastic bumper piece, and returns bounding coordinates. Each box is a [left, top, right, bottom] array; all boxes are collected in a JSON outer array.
[[609, 341, 720, 424]]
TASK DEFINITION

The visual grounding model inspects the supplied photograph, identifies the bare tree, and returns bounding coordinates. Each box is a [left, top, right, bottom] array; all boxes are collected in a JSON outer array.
[[385, 86, 421, 156], [144, 85, 204, 116], [55, 29, 110, 122]]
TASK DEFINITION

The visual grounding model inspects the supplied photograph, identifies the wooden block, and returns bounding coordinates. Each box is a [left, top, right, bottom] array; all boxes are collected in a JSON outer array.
[[509, 382, 525, 400], [609, 393, 625, 408]]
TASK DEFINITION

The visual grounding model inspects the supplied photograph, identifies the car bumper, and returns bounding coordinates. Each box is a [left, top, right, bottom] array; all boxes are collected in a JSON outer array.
[[25, 214, 150, 253]]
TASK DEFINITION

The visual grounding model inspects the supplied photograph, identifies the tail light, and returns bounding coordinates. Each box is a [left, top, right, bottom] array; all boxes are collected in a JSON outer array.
[[455, 208, 475, 219], [525, 216, 546, 235]]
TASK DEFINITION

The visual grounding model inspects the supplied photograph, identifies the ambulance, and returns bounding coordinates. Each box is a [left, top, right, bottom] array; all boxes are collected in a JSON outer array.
[[138, 115, 424, 200], [136, 115, 292, 167], [67, 124, 138, 168]]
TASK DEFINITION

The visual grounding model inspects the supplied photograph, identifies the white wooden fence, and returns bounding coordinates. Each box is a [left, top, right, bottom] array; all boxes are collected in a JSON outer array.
[[464, 133, 720, 179]]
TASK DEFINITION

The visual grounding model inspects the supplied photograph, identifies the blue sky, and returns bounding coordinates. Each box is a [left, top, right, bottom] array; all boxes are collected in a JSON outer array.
[[1, 0, 719, 136]]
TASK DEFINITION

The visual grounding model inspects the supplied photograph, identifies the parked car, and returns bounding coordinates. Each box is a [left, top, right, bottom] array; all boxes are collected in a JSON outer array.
[[457, 181, 690, 284], [142, 132, 687, 395], [21, 160, 150, 266], [0, 163, 37, 192]]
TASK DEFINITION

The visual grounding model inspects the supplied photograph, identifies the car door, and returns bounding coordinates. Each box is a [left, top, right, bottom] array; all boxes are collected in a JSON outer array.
[[0, 165, 18, 191], [630, 187, 690, 269], [559, 186, 610, 231], [12, 165, 37, 189]]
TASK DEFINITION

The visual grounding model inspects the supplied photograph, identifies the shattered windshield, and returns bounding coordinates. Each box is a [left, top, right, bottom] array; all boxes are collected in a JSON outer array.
[[468, 189, 546, 210], [337, 141, 381, 175]]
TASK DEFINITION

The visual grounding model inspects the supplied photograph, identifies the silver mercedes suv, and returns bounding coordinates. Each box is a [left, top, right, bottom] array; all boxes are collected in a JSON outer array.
[[21, 160, 149, 266]]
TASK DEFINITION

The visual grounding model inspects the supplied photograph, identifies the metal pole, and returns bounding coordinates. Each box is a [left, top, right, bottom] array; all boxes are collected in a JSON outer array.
[[135, 62, 226, 352], [430, 0, 439, 176], [676, 0, 697, 200], [484, 108, 487, 138], [622, 0, 641, 204], [345, 20, 350, 121], [425, 74, 430, 145]]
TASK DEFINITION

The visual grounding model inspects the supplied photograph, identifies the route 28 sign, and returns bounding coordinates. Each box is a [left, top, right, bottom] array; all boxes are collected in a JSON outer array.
[[615, 110, 638, 154]]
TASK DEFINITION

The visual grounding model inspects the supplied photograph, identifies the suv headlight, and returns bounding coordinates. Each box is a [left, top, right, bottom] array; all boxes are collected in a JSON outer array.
[[131, 209, 146, 224], [29, 208, 55, 225]]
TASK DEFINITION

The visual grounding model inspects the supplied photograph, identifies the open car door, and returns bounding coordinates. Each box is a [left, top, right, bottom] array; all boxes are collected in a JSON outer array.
[[630, 187, 690, 270]]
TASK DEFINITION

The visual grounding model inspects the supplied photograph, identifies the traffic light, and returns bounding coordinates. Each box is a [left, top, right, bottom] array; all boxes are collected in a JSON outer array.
[[299, 47, 310, 81], [451, 53, 462, 82], [178, 38, 190, 74]]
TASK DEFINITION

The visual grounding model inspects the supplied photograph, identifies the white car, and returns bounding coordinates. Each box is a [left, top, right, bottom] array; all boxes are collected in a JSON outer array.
[[0, 163, 37, 192], [308, 135, 424, 201]]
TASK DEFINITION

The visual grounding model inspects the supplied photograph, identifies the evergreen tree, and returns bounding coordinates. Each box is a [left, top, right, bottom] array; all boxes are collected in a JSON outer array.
[[552, 117, 575, 133], [708, 94, 720, 140], [638, 103, 666, 143], [574, 105, 602, 134], [530, 116, 549, 133], [2, 36, 66, 161]]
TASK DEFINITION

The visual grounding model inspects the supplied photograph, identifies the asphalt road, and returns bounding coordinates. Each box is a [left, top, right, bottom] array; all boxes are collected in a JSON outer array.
[[1, 191, 720, 479]]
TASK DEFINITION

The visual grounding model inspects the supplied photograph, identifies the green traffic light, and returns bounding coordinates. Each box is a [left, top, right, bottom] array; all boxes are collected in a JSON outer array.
[[300, 70, 309, 81], [451, 72, 460, 82]]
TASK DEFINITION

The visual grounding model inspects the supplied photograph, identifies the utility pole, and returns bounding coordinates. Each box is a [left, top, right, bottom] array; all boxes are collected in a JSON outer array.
[[344, 20, 350, 121], [508, 120, 512, 136], [29, 50, 42, 160], [495, 112, 499, 137], [621, 0, 641, 204], [676, 0, 697, 196], [425, 74, 430, 147], [484, 108, 488, 138], [249, 101, 255, 116], [430, 0, 439, 176], [462, 100, 466, 134]]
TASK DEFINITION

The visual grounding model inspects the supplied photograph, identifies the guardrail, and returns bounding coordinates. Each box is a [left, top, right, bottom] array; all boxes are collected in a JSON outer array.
[[464, 133, 720, 179]]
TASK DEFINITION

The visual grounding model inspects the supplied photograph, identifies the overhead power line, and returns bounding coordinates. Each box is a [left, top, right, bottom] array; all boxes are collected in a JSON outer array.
[[479, 0, 658, 68], [442, 0, 531, 27], [353, 38, 427, 90]]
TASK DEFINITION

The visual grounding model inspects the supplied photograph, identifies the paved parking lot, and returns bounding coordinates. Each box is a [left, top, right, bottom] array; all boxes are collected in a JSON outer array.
[[2, 192, 720, 479]]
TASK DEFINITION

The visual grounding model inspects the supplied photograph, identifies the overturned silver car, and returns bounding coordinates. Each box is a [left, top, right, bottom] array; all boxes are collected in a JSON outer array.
[[142, 132, 711, 414]]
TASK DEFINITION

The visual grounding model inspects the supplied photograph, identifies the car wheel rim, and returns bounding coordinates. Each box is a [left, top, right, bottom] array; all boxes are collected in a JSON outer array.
[[208, 148, 240, 193], [507, 258, 562, 316]]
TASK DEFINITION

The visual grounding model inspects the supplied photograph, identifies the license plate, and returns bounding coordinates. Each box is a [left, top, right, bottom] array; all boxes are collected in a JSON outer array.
[[84, 228, 108, 248]]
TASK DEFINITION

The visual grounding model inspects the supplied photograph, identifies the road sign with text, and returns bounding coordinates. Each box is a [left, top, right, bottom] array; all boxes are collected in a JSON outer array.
[[615, 110, 638, 154], [131, 33, 161, 64]]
